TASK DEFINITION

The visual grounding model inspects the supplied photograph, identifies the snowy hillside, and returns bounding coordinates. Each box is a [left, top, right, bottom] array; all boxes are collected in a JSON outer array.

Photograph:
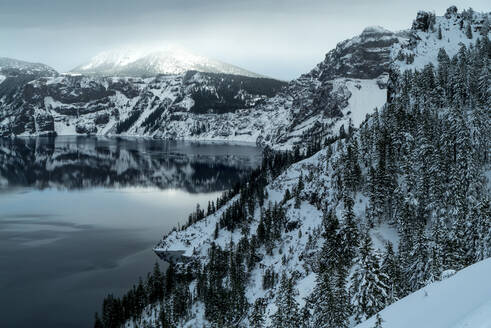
[[355, 258, 491, 328], [71, 45, 263, 78]]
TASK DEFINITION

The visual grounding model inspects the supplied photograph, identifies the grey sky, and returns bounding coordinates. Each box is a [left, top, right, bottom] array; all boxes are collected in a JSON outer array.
[[0, 0, 489, 80]]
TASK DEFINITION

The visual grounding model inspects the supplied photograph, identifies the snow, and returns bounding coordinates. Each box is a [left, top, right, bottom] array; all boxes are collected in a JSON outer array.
[[355, 258, 491, 328], [370, 222, 400, 252], [73, 45, 263, 78], [393, 14, 489, 71], [336, 77, 387, 128], [0, 74, 6, 84], [0, 57, 57, 76]]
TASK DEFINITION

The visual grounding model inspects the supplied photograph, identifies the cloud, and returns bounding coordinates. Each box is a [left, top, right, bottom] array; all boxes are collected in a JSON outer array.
[[0, 0, 489, 80]]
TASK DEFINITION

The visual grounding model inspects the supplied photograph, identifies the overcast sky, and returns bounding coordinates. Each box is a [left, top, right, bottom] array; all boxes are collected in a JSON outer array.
[[0, 0, 489, 80]]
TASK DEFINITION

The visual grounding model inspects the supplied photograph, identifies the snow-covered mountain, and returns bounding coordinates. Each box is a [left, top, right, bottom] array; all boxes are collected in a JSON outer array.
[[355, 258, 491, 328], [0, 57, 58, 77], [0, 8, 489, 149], [71, 46, 263, 78]]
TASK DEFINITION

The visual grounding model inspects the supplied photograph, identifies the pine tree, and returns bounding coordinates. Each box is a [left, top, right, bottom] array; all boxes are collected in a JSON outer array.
[[407, 225, 436, 291], [466, 23, 473, 39], [271, 273, 300, 328], [310, 268, 349, 328], [373, 313, 384, 328], [159, 308, 173, 328], [339, 193, 360, 266], [467, 197, 491, 263], [380, 241, 401, 302], [430, 216, 448, 277], [94, 313, 103, 328], [249, 298, 266, 328], [319, 210, 343, 272], [294, 172, 304, 209], [438, 24, 442, 40], [149, 262, 164, 303], [351, 233, 390, 323]]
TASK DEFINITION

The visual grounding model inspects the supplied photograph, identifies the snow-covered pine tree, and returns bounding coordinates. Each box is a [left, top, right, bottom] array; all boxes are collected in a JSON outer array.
[[351, 232, 390, 323], [249, 298, 266, 328], [339, 193, 360, 266], [430, 216, 448, 277], [466, 23, 473, 39], [310, 209, 350, 328], [380, 241, 402, 302], [407, 224, 436, 290], [271, 273, 301, 328]]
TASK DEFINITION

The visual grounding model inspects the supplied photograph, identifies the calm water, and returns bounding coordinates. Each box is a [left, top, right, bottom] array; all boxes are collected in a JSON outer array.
[[0, 136, 261, 328]]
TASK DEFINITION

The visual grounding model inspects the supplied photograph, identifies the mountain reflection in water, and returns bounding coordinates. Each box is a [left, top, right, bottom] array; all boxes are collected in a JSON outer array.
[[0, 136, 261, 192], [0, 136, 261, 328]]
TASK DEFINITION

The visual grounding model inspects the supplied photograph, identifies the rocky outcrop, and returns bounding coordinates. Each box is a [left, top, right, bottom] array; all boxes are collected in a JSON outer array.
[[313, 26, 399, 80]]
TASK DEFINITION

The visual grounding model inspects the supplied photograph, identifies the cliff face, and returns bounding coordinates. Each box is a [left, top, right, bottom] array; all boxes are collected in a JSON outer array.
[[0, 72, 285, 138]]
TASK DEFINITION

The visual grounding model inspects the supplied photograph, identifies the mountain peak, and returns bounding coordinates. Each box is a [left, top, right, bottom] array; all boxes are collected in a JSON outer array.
[[0, 57, 58, 77], [71, 45, 264, 78]]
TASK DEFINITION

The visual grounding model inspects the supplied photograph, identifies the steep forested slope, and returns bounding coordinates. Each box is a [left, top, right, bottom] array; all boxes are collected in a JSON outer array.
[[94, 7, 490, 327]]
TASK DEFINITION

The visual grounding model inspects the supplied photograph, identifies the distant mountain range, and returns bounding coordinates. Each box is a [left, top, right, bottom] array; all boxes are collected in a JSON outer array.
[[0, 57, 58, 78], [70, 45, 264, 78], [0, 7, 489, 150]]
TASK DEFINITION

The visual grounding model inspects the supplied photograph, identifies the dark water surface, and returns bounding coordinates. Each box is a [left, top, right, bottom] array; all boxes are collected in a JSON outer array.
[[0, 136, 261, 328]]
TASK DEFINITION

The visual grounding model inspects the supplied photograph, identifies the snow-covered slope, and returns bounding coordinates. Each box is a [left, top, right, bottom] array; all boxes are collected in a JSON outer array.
[[150, 137, 402, 327], [393, 7, 488, 71], [71, 45, 263, 78], [355, 258, 491, 328]]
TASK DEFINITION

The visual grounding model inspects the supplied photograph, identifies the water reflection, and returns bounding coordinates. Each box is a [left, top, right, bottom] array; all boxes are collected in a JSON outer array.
[[0, 136, 261, 328], [0, 136, 261, 192]]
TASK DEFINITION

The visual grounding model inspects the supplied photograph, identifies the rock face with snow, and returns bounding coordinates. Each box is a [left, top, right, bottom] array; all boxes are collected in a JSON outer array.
[[71, 46, 263, 78], [0, 58, 58, 136], [0, 71, 285, 137], [0, 9, 489, 148]]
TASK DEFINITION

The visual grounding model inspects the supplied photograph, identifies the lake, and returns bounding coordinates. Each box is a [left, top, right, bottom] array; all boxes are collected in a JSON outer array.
[[0, 136, 261, 328]]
